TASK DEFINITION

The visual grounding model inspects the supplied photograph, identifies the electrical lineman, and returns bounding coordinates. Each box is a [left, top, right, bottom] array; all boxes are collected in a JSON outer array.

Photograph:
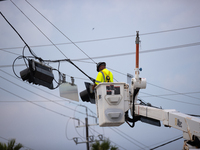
[[92, 62, 113, 91]]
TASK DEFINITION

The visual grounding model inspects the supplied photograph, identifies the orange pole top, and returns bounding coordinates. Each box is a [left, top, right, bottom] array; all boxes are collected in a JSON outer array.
[[135, 31, 139, 69]]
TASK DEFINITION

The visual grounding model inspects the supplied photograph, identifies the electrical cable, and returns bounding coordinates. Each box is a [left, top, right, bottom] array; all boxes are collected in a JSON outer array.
[[88, 127, 127, 150], [139, 134, 182, 150], [109, 127, 145, 149], [10, 0, 68, 61], [1, 11, 94, 87], [140, 91, 200, 98], [0, 71, 84, 116], [0, 48, 20, 55], [0, 69, 97, 118], [0, 12, 42, 62], [150, 136, 183, 150], [113, 128, 149, 149], [0, 3, 199, 149], [73, 105, 86, 139], [0, 86, 72, 118], [69, 42, 200, 61], [1, 69, 197, 150], [25, 0, 96, 64], [0, 69, 198, 150], [65, 118, 85, 141], [65, 118, 74, 140], [140, 91, 200, 106], [10, 1, 98, 83], [1, 24, 199, 49], [0, 136, 34, 150], [147, 82, 200, 102], [1, 41, 200, 62]]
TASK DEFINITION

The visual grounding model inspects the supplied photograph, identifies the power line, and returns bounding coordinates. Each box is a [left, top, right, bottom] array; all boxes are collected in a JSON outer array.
[[1, 52, 200, 107], [1, 41, 200, 68], [0, 71, 138, 149], [140, 91, 200, 98], [0, 48, 19, 55], [88, 127, 127, 150], [10, 0, 69, 60], [109, 127, 145, 149], [150, 136, 183, 150], [1, 24, 199, 51], [25, 0, 96, 64], [0, 86, 72, 119], [70, 42, 200, 61], [140, 91, 200, 106], [0, 136, 34, 150], [0, 70, 193, 150], [147, 82, 200, 102], [113, 128, 149, 149], [1, 64, 199, 107], [0, 69, 96, 118], [1, 41, 200, 61]]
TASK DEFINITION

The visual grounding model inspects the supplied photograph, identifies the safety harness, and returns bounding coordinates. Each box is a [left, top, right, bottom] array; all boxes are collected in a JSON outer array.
[[100, 70, 111, 82]]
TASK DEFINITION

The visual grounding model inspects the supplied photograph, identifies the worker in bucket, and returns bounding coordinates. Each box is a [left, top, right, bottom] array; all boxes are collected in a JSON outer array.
[[92, 62, 113, 90]]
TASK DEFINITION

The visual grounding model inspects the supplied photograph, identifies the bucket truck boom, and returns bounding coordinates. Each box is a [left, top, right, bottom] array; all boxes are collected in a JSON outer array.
[[94, 31, 200, 149]]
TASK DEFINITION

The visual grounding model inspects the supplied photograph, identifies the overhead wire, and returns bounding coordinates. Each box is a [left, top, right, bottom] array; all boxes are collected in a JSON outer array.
[[87, 127, 127, 150], [0, 24, 200, 50], [0, 86, 73, 119], [140, 91, 200, 98], [138, 134, 183, 150], [140, 91, 200, 106], [70, 42, 200, 61], [25, 0, 96, 64], [1, 68, 187, 150], [5, 0, 200, 85], [9, 0, 98, 83], [10, 0, 69, 60], [0, 136, 34, 150], [1, 41, 200, 62], [113, 128, 149, 149], [1, 56, 200, 107], [150, 136, 183, 150], [0, 69, 96, 118], [0, 69, 197, 149], [1, 2, 198, 149], [0, 70, 195, 150], [147, 82, 200, 102], [2, 0, 200, 143], [108, 127, 144, 149]]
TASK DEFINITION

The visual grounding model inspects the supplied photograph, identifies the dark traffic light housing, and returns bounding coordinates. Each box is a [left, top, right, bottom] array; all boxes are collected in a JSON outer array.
[[20, 59, 54, 89], [80, 82, 95, 104]]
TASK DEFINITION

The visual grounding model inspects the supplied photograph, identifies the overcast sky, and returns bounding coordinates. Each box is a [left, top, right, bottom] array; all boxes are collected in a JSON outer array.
[[0, 0, 200, 150]]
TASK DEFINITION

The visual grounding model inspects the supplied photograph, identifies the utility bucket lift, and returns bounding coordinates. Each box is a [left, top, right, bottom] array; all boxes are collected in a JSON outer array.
[[95, 82, 130, 127], [92, 31, 200, 149]]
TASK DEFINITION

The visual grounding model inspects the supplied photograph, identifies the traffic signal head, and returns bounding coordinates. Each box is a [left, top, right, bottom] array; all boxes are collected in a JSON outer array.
[[20, 59, 54, 89], [80, 82, 95, 104]]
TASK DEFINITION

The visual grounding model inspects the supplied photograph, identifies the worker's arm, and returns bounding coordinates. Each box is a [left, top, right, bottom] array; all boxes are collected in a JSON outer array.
[[92, 84, 97, 91]]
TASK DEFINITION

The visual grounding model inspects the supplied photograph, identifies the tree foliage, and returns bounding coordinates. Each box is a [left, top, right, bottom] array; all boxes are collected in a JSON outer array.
[[91, 138, 118, 150], [0, 139, 23, 150]]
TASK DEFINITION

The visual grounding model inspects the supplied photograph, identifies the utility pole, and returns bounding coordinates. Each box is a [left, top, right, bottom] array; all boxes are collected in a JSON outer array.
[[85, 117, 89, 150], [85, 107, 89, 150], [73, 105, 100, 150]]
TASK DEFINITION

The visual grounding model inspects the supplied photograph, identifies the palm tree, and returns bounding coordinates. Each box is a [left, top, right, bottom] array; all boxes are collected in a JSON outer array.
[[91, 138, 118, 150], [0, 139, 23, 150]]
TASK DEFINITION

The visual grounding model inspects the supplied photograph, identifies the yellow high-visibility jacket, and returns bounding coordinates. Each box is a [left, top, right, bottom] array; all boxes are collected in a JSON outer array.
[[95, 68, 113, 85]]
